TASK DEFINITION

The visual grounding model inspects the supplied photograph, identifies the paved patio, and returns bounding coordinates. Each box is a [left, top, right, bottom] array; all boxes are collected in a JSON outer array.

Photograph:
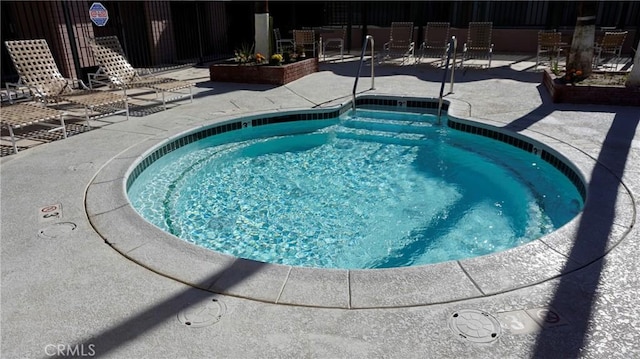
[[1, 55, 639, 358]]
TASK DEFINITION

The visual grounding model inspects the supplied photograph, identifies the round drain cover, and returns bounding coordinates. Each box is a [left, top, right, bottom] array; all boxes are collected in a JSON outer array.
[[38, 222, 77, 239], [448, 309, 501, 343], [177, 297, 226, 328]]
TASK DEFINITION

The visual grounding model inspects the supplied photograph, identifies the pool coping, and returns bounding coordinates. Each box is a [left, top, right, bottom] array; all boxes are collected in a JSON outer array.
[[85, 95, 635, 309]]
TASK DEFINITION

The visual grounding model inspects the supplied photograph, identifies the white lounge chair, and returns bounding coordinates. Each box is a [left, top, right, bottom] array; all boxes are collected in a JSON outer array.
[[88, 36, 193, 110], [4, 39, 129, 124]]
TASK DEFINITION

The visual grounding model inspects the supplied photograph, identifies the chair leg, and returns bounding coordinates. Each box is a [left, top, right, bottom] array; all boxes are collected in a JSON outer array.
[[60, 116, 67, 139], [7, 126, 18, 154], [85, 107, 91, 128]]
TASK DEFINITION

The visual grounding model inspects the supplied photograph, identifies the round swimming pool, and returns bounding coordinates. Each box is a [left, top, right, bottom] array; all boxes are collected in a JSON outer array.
[[127, 105, 584, 269]]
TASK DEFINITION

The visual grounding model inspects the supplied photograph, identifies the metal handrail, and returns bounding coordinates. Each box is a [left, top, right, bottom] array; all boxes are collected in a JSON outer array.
[[352, 35, 375, 111], [437, 36, 457, 124]]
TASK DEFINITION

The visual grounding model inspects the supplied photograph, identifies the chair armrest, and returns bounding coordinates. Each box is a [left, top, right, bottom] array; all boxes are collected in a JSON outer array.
[[5, 80, 33, 104], [87, 67, 112, 89], [136, 68, 152, 76], [67, 78, 91, 90]]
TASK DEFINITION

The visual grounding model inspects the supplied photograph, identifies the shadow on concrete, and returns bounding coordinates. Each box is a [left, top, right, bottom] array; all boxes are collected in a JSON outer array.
[[498, 84, 638, 356], [195, 81, 278, 94], [55, 259, 267, 359], [530, 108, 638, 357], [318, 58, 543, 85]]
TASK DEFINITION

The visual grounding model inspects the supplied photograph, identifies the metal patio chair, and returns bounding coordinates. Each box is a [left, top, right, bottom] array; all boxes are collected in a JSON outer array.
[[593, 31, 627, 71], [536, 30, 566, 69], [293, 29, 317, 57], [88, 36, 193, 110], [273, 28, 294, 54], [417, 22, 450, 66], [461, 22, 494, 69], [382, 22, 415, 65], [322, 27, 346, 62], [4, 39, 129, 124]]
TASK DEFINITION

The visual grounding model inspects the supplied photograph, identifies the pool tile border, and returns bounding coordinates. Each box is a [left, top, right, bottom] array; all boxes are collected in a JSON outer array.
[[87, 95, 632, 309]]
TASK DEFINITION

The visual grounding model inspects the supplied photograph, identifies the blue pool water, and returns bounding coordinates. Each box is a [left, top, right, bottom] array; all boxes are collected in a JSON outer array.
[[128, 110, 583, 269]]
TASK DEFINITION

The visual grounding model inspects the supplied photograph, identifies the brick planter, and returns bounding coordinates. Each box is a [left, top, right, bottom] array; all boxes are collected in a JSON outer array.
[[542, 69, 640, 106], [209, 58, 319, 85]]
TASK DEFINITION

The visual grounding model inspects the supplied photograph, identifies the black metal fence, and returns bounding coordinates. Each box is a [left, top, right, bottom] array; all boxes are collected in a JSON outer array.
[[2, 1, 639, 86], [323, 1, 639, 29]]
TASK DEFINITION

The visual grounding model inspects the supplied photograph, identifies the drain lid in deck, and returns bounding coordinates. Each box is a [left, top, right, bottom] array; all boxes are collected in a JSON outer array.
[[178, 297, 226, 328], [448, 309, 501, 343], [38, 222, 77, 239]]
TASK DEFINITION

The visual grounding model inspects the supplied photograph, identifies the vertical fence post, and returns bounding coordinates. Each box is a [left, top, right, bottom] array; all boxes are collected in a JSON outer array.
[[196, 2, 204, 64], [61, 1, 82, 80]]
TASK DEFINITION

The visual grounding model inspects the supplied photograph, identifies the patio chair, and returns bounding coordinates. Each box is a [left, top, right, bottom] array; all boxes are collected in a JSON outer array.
[[593, 31, 627, 71], [383, 22, 415, 65], [1, 102, 68, 154], [322, 27, 346, 62], [88, 36, 193, 110], [461, 22, 494, 69], [4, 39, 129, 124], [536, 30, 565, 69], [273, 28, 294, 54], [417, 22, 450, 66], [293, 29, 317, 57]]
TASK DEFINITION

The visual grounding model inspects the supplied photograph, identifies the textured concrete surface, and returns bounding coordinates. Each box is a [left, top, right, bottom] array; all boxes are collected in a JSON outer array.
[[1, 55, 639, 358]]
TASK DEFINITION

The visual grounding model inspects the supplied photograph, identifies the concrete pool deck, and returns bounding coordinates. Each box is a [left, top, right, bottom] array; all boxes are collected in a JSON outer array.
[[1, 55, 639, 358]]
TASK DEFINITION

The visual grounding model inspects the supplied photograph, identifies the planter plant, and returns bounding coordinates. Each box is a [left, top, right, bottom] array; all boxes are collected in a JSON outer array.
[[210, 44, 319, 85]]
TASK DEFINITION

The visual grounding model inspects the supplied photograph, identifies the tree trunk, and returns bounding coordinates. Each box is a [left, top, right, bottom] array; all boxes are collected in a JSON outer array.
[[625, 40, 640, 88], [567, 2, 597, 77]]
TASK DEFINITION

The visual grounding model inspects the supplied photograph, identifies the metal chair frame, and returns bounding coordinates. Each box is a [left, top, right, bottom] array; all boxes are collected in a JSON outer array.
[[461, 22, 494, 69], [417, 22, 450, 66], [273, 28, 294, 54], [383, 22, 415, 65], [322, 27, 346, 62], [293, 29, 317, 58], [593, 31, 628, 71], [536, 30, 564, 69]]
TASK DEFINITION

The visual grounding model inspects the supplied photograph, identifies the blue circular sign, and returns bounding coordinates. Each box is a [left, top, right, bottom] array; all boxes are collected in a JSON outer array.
[[89, 2, 109, 27]]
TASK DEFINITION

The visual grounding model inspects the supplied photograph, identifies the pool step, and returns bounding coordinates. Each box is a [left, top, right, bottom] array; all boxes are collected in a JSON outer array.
[[335, 127, 429, 147], [342, 116, 436, 136]]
